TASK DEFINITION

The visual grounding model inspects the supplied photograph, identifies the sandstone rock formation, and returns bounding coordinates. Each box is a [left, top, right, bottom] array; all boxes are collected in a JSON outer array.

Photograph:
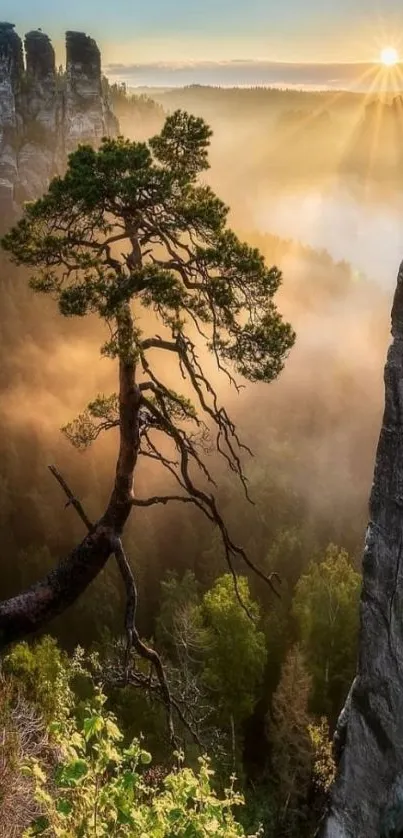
[[64, 31, 117, 154], [0, 23, 23, 215], [0, 23, 118, 221], [319, 261, 403, 837]]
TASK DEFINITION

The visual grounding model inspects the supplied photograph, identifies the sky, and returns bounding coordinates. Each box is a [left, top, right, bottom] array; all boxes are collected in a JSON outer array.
[[3, 0, 403, 87]]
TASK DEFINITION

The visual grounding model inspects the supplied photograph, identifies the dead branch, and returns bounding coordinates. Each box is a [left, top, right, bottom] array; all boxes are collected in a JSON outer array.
[[141, 395, 282, 608], [48, 465, 94, 531], [112, 537, 177, 746], [45, 467, 179, 745], [104, 663, 204, 750]]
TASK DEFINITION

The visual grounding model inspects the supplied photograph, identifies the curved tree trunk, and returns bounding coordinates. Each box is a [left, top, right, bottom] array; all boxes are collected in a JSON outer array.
[[0, 346, 141, 650], [319, 261, 403, 837]]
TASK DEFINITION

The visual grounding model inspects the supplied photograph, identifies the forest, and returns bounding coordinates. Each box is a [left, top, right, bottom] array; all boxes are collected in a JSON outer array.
[[115, 83, 403, 189], [0, 71, 400, 837]]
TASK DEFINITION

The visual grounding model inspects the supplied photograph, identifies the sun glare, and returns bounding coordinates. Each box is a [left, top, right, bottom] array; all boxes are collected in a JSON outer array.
[[380, 46, 399, 66]]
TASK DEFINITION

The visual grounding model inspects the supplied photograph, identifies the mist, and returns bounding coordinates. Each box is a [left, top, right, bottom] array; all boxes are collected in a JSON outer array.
[[106, 60, 403, 92], [0, 81, 401, 642], [253, 184, 403, 285]]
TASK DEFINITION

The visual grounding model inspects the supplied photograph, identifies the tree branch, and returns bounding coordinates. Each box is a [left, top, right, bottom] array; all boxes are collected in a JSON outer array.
[[141, 338, 179, 353], [104, 664, 204, 749], [44, 468, 182, 745], [140, 395, 282, 613], [112, 536, 177, 746], [132, 495, 204, 508], [48, 465, 94, 531]]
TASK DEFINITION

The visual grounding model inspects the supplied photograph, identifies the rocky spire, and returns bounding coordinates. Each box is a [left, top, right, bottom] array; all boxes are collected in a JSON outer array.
[[0, 22, 24, 84], [0, 23, 23, 214], [319, 261, 403, 836], [25, 29, 56, 81], [17, 31, 59, 202], [64, 31, 117, 153], [0, 25, 118, 223]]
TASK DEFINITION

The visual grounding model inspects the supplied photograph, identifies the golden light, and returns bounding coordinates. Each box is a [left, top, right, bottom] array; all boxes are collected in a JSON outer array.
[[380, 46, 399, 66]]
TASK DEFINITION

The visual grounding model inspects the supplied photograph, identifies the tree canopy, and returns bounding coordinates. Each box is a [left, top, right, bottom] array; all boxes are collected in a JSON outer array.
[[200, 575, 267, 725], [292, 545, 361, 721]]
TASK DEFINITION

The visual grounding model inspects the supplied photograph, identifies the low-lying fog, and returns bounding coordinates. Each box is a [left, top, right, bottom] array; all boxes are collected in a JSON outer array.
[[253, 181, 403, 287], [1, 84, 402, 608]]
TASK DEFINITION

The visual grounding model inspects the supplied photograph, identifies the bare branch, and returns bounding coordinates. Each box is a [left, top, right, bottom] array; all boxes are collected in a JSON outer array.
[[141, 395, 281, 612], [103, 663, 204, 749], [112, 536, 177, 746], [47, 468, 185, 746], [48, 465, 95, 531], [132, 495, 204, 508], [141, 337, 179, 353]]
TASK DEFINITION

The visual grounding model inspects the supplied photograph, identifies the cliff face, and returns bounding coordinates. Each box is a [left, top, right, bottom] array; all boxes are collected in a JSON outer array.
[[0, 23, 23, 214], [319, 263, 403, 837], [0, 23, 118, 220], [64, 31, 117, 154]]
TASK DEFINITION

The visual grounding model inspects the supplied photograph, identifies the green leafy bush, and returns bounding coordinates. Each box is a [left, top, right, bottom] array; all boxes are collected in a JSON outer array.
[[21, 682, 260, 837], [4, 636, 75, 723]]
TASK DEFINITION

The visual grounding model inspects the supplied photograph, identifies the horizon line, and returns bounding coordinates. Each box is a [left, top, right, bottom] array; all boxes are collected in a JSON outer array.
[[106, 59, 395, 69]]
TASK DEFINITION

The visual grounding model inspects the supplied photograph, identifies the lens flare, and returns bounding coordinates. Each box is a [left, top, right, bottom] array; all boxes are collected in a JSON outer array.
[[380, 47, 399, 66]]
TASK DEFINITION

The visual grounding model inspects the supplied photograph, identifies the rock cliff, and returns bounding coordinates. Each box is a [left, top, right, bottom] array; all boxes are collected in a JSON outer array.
[[0, 23, 118, 220], [319, 262, 403, 837]]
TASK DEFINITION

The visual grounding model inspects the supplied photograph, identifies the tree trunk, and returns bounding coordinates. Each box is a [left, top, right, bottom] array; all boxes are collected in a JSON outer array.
[[0, 340, 141, 650], [0, 529, 115, 647], [319, 261, 403, 837]]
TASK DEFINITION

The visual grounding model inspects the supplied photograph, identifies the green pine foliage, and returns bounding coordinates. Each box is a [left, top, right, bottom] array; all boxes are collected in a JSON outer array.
[[2, 110, 295, 402]]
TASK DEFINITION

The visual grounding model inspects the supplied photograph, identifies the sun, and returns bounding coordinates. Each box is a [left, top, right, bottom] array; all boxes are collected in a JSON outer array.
[[380, 46, 399, 66]]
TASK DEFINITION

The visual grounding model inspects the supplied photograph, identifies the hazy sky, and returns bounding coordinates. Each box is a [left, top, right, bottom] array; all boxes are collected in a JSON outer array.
[[3, 0, 403, 87]]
